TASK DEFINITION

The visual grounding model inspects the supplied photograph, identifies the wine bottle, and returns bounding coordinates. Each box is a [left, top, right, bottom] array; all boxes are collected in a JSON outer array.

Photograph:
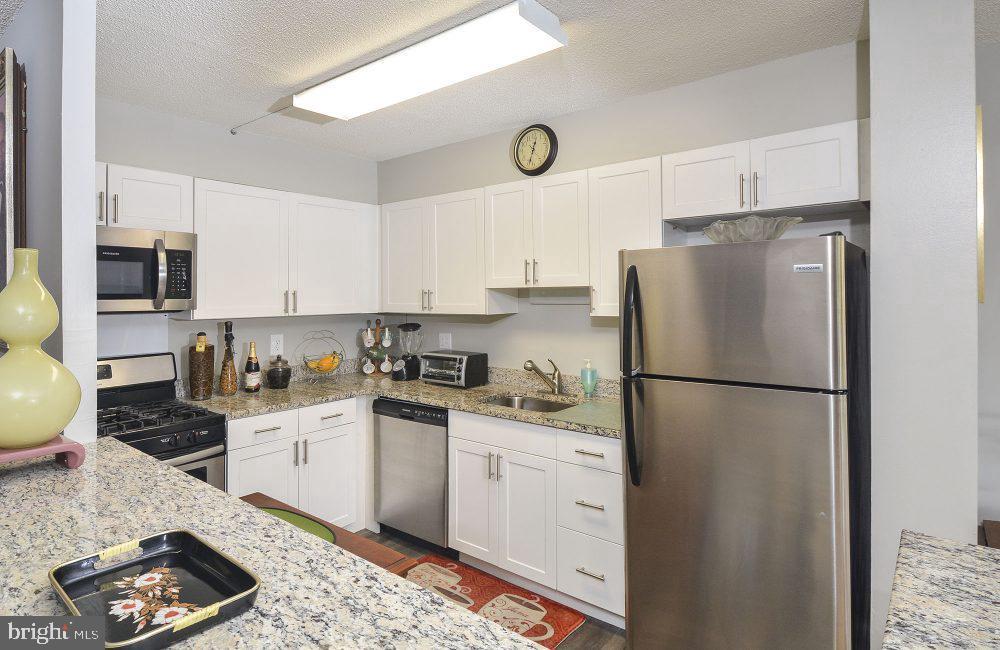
[[244, 341, 261, 393], [220, 321, 238, 396]]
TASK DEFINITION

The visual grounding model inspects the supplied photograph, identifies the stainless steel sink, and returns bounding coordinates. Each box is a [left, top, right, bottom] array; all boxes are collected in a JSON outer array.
[[483, 395, 574, 413]]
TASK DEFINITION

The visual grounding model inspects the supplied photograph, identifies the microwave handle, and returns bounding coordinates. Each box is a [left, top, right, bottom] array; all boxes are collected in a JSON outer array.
[[153, 238, 167, 310]]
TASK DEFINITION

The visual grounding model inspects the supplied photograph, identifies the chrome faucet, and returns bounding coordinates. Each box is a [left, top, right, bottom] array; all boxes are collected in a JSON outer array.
[[524, 359, 563, 395]]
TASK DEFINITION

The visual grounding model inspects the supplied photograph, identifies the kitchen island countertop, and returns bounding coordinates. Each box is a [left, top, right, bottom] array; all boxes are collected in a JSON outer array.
[[882, 529, 1000, 648], [0, 437, 536, 648], [187, 373, 622, 438]]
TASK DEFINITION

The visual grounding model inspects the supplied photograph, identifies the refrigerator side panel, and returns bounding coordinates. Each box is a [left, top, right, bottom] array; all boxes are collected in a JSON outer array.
[[620, 236, 847, 390], [624, 378, 850, 649]]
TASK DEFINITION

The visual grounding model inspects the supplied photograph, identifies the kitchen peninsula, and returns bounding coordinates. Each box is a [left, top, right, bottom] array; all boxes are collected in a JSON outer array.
[[0, 438, 536, 648]]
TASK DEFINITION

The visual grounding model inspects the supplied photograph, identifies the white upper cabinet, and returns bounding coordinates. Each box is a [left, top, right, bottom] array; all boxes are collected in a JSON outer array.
[[194, 179, 289, 319], [749, 120, 863, 211], [380, 190, 515, 315], [484, 180, 533, 289], [588, 157, 661, 317], [381, 198, 427, 313], [661, 142, 749, 219], [96, 162, 108, 225], [531, 170, 590, 287], [290, 194, 378, 316], [426, 189, 486, 314], [107, 164, 194, 232]]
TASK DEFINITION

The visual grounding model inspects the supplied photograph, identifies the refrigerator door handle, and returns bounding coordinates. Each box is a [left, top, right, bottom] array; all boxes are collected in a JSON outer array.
[[622, 264, 643, 377], [623, 376, 643, 486]]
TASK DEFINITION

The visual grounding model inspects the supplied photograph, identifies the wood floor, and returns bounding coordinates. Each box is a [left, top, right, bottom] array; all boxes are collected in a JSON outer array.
[[358, 528, 626, 649]]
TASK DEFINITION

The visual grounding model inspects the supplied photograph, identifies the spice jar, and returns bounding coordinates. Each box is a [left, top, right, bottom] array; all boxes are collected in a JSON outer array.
[[267, 355, 291, 389]]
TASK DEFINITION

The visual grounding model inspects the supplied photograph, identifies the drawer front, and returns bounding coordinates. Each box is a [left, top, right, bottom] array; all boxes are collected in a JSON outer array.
[[449, 410, 557, 459], [227, 410, 299, 450], [557, 463, 624, 544], [299, 398, 358, 434], [556, 429, 622, 473], [557, 527, 625, 615]]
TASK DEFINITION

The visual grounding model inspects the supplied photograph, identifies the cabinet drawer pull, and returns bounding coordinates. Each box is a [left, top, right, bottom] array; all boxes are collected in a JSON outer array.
[[254, 426, 281, 434], [576, 567, 605, 582], [574, 448, 605, 459], [574, 499, 606, 511], [320, 412, 344, 420]]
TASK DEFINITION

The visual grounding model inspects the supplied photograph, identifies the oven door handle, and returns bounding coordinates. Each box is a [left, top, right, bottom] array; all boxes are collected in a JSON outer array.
[[162, 444, 225, 467], [152, 237, 168, 310]]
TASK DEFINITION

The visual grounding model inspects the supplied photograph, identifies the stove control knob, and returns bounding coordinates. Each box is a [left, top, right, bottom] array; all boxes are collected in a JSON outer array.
[[167, 433, 180, 447]]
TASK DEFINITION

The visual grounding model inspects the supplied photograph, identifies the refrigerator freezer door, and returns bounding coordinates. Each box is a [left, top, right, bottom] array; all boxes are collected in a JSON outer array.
[[623, 378, 850, 649], [620, 236, 847, 390]]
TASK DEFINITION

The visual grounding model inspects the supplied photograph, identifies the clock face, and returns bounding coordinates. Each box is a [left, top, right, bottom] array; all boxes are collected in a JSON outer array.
[[512, 124, 557, 176]]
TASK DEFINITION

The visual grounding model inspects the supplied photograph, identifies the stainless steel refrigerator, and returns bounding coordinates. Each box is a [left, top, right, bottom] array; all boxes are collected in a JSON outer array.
[[619, 234, 869, 649]]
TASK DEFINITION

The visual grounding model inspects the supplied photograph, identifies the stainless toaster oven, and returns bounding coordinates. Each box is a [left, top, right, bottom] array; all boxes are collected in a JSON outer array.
[[420, 351, 488, 388]]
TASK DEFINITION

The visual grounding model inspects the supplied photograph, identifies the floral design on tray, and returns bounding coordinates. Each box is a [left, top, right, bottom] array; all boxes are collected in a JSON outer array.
[[108, 567, 201, 633]]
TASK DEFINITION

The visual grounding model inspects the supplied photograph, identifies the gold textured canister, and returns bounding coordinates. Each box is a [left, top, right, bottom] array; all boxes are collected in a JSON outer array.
[[188, 332, 214, 401]]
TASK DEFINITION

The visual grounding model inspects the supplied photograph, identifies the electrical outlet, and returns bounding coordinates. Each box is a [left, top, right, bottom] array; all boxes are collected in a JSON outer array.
[[270, 334, 283, 357], [439, 332, 452, 349]]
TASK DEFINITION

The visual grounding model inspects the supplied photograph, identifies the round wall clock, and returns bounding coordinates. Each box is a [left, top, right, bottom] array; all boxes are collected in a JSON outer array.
[[511, 124, 558, 176]]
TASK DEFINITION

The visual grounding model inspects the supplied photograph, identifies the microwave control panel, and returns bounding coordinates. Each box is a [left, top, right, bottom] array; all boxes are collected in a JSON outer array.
[[165, 250, 193, 299]]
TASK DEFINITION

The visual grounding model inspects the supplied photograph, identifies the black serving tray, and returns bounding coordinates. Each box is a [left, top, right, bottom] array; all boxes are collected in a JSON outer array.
[[49, 529, 260, 649]]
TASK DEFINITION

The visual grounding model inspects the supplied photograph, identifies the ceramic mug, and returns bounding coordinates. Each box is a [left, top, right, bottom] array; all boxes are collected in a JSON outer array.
[[478, 593, 554, 641]]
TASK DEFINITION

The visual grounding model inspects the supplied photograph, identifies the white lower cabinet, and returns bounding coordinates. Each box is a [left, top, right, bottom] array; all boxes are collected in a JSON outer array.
[[556, 527, 625, 616], [226, 399, 357, 528], [448, 411, 624, 614]]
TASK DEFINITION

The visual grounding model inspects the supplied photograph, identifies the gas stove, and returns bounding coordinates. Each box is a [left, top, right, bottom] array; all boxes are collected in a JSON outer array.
[[97, 353, 226, 488]]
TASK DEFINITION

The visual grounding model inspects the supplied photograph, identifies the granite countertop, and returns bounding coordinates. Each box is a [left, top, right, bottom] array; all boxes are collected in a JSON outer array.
[[883, 529, 1000, 648], [0, 438, 535, 648], [187, 373, 622, 438]]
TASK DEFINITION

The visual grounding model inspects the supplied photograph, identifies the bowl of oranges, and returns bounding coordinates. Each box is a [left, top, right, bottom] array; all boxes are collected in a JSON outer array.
[[296, 331, 346, 382]]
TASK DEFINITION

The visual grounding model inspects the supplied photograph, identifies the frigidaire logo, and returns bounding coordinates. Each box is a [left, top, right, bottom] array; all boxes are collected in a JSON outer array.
[[100, 251, 120, 256]]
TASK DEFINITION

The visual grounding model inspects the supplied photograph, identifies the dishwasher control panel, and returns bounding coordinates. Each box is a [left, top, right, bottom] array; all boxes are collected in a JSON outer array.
[[372, 398, 448, 427]]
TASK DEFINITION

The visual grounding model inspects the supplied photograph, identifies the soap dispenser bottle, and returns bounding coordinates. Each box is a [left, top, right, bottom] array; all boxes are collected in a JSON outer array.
[[581, 359, 598, 398]]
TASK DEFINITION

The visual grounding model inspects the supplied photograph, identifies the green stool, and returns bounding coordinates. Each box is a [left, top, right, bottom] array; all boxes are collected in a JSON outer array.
[[261, 507, 337, 544]]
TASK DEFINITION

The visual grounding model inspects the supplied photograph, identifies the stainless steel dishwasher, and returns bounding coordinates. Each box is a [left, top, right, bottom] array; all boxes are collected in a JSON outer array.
[[373, 398, 449, 546]]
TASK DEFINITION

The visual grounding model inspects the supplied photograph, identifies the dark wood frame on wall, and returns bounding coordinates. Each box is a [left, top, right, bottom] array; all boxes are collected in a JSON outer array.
[[0, 47, 26, 287]]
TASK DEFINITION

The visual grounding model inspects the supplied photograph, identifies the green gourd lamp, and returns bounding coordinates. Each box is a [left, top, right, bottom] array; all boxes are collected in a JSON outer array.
[[0, 248, 81, 448]]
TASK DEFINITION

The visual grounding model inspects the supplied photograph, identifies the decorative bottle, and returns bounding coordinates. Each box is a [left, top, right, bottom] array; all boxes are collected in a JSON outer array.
[[0, 248, 81, 448], [219, 321, 238, 396], [244, 341, 261, 393]]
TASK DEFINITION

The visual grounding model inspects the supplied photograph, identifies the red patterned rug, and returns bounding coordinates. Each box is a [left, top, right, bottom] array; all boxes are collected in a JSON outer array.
[[403, 554, 585, 648]]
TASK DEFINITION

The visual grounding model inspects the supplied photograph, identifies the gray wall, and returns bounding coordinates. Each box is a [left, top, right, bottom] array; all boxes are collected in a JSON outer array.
[[378, 42, 868, 203], [869, 0, 979, 643], [3, 0, 64, 357], [978, 42, 1000, 523], [97, 97, 378, 203]]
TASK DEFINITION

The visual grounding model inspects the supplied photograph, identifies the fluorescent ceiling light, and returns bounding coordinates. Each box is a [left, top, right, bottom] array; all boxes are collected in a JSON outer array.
[[292, 0, 567, 120]]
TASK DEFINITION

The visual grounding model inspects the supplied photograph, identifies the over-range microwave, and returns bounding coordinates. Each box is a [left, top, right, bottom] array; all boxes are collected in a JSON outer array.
[[97, 227, 196, 313]]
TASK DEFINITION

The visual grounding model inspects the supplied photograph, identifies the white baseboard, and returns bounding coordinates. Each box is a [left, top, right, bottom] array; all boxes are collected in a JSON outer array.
[[459, 554, 626, 629]]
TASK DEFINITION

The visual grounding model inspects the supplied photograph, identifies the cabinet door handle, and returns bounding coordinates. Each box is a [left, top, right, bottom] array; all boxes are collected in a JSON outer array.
[[284, 290, 289, 314], [524, 259, 530, 285], [532, 259, 539, 284], [420, 289, 427, 311], [112, 193, 119, 223], [590, 287, 596, 313], [739, 172, 745, 208], [496, 453, 503, 481], [752, 171, 759, 207], [574, 448, 605, 459], [292, 289, 298, 314], [97, 191, 105, 223], [254, 426, 281, 434], [488, 451, 495, 479], [320, 412, 344, 420], [293, 440, 299, 467], [303, 439, 308, 465], [576, 567, 606, 582], [575, 499, 606, 511], [427, 290, 433, 311]]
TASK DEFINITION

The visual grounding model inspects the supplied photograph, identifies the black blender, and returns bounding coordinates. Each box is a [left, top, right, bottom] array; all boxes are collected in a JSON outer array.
[[391, 323, 422, 381]]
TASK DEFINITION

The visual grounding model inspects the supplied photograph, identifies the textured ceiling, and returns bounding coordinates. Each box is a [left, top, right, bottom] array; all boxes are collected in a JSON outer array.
[[0, 0, 23, 39], [97, 0, 875, 161]]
